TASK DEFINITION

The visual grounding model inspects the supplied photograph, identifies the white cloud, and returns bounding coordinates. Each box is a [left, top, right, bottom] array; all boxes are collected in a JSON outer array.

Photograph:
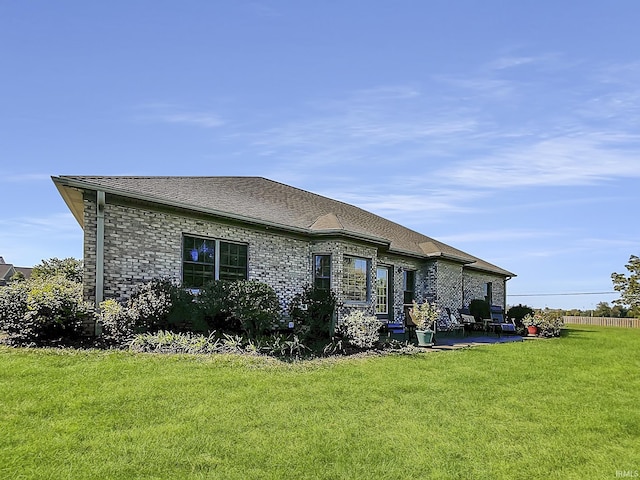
[[438, 135, 640, 189]]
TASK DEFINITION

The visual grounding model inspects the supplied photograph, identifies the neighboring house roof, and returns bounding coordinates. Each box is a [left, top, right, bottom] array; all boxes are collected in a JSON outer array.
[[0, 261, 32, 285], [52, 175, 515, 277], [0, 263, 14, 281]]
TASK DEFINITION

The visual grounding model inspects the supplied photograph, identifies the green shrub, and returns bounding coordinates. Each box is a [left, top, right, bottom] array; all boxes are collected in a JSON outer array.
[[469, 299, 490, 321], [288, 285, 337, 341], [126, 279, 175, 332], [31, 257, 83, 283], [229, 281, 281, 337], [196, 281, 241, 333], [0, 275, 92, 345], [99, 299, 136, 344], [338, 310, 382, 349], [196, 280, 280, 337], [507, 304, 534, 327]]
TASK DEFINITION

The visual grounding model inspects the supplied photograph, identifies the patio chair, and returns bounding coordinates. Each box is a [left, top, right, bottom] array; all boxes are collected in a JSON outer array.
[[403, 304, 418, 341], [459, 309, 479, 333], [441, 308, 465, 337], [490, 305, 517, 335]]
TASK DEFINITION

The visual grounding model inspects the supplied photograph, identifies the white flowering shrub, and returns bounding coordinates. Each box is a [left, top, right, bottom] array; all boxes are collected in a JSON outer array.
[[523, 310, 564, 337], [339, 310, 382, 349]]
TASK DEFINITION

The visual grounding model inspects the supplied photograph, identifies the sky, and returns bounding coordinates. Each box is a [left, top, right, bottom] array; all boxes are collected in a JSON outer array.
[[1, 1, 639, 311]]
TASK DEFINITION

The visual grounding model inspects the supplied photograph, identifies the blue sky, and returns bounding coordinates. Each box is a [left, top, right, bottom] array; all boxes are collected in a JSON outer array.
[[1, 1, 639, 310]]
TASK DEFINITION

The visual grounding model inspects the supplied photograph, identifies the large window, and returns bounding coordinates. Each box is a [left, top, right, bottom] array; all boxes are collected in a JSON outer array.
[[403, 270, 415, 304], [182, 235, 247, 288], [343, 256, 369, 302], [314, 255, 331, 290]]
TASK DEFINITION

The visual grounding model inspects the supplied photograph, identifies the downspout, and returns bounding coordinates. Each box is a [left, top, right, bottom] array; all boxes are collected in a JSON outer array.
[[95, 191, 105, 308]]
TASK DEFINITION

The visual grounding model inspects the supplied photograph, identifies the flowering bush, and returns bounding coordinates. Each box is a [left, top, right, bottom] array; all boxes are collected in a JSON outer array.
[[409, 300, 440, 331], [0, 275, 92, 345], [338, 310, 382, 349], [523, 310, 564, 337]]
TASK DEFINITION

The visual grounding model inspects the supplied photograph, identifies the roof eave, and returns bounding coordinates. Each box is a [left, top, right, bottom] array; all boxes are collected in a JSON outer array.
[[53, 176, 392, 247], [464, 263, 517, 278]]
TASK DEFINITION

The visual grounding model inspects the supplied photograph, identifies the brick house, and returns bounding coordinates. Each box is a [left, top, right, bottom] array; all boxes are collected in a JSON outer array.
[[52, 176, 515, 326]]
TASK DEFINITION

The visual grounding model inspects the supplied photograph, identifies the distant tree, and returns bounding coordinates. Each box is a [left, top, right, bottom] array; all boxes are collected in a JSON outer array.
[[610, 305, 630, 318], [593, 302, 612, 317], [612, 255, 640, 318], [32, 257, 83, 283]]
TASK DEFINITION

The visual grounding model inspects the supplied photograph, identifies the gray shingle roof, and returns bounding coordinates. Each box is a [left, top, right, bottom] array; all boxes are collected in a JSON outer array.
[[52, 175, 515, 277]]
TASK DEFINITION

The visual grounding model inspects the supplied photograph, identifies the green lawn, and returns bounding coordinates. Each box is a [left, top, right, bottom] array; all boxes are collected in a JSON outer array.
[[1, 326, 639, 479]]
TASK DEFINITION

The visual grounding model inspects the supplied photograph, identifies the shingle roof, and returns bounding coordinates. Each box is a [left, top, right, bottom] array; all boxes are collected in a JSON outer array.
[[52, 175, 515, 277]]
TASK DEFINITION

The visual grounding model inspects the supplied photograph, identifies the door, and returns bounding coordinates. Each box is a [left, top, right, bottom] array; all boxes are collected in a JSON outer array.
[[376, 266, 392, 320]]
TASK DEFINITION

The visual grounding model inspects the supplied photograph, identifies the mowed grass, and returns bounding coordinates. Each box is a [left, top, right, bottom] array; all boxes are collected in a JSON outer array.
[[1, 326, 639, 479]]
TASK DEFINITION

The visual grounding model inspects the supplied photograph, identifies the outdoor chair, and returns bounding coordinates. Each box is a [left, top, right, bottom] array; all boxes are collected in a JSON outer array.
[[403, 304, 418, 341], [386, 321, 405, 335], [459, 310, 479, 333], [490, 305, 517, 335], [441, 308, 466, 337]]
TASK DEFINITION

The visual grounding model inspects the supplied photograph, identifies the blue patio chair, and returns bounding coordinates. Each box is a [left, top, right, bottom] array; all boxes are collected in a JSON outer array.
[[490, 305, 517, 334]]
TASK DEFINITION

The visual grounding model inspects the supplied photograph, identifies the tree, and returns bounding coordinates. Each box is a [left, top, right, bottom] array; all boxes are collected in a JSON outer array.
[[593, 302, 612, 317], [611, 255, 640, 317], [32, 257, 83, 283]]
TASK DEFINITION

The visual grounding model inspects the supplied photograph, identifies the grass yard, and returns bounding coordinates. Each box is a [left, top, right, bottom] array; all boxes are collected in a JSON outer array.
[[1, 326, 639, 479]]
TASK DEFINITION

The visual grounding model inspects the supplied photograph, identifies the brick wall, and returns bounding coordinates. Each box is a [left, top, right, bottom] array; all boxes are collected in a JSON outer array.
[[83, 195, 310, 313], [81, 192, 508, 327], [462, 270, 506, 308]]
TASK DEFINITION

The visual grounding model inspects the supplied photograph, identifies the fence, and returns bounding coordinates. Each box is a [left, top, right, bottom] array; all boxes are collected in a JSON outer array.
[[563, 316, 640, 328]]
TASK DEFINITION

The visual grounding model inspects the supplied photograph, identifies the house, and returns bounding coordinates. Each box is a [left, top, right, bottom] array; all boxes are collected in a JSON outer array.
[[52, 176, 515, 327], [0, 257, 33, 286]]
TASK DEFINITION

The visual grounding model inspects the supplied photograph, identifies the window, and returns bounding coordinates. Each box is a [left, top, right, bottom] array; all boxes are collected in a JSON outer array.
[[343, 256, 369, 302], [314, 255, 331, 290], [376, 267, 389, 315], [182, 235, 247, 288], [403, 270, 415, 304], [219, 241, 248, 281]]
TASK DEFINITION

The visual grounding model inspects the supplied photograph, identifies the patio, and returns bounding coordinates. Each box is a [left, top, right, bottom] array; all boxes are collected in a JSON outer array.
[[384, 329, 525, 351], [428, 334, 524, 351]]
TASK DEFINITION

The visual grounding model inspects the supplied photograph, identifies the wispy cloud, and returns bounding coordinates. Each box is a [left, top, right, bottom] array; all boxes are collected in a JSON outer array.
[[436, 229, 560, 244], [0, 213, 80, 238], [133, 103, 224, 128], [438, 135, 640, 189]]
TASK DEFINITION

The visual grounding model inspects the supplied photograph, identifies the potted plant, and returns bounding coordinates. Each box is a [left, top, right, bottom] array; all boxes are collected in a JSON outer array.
[[522, 312, 541, 335], [523, 310, 564, 338], [409, 300, 439, 347]]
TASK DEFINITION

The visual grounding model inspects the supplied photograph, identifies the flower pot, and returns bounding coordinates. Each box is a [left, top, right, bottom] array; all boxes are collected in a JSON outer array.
[[527, 325, 538, 336], [415, 329, 434, 347]]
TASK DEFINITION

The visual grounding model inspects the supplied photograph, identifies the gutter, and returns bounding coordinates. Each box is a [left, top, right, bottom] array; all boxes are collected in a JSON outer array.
[[96, 190, 105, 307]]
